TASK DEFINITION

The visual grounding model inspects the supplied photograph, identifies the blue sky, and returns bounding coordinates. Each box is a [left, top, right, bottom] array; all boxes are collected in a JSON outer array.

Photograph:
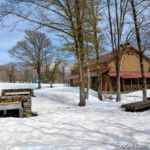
[[0, 12, 27, 64], [0, 18, 63, 65], [0, 26, 25, 64], [0, 1, 18, 64], [0, 0, 25, 64], [0, 0, 63, 65], [0, 1, 86, 65]]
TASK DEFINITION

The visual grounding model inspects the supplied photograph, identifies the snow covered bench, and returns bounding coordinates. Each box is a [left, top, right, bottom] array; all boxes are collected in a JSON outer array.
[[122, 101, 150, 112], [5, 91, 30, 96], [1, 89, 35, 97]]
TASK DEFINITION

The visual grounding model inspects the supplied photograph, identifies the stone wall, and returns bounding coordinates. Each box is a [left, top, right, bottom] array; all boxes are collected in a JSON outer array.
[[0, 96, 32, 117]]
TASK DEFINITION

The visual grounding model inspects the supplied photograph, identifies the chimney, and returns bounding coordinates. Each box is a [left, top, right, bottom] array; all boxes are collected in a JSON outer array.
[[119, 44, 124, 50], [124, 42, 131, 48]]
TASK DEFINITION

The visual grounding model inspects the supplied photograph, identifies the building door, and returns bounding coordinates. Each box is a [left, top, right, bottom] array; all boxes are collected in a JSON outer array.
[[102, 81, 108, 91]]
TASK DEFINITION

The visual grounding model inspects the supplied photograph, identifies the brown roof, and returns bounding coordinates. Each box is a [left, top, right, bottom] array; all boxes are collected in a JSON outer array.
[[65, 68, 109, 79], [89, 51, 114, 66], [68, 46, 150, 79], [88, 46, 150, 66]]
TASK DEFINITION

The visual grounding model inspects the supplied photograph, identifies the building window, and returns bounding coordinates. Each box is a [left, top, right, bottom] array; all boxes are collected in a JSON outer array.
[[127, 51, 133, 55]]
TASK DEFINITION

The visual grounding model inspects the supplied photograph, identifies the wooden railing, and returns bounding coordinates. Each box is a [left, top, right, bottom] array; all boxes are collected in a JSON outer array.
[[72, 83, 150, 92], [124, 84, 150, 92]]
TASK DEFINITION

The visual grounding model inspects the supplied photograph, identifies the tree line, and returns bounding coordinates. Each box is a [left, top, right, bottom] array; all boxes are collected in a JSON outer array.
[[0, 0, 150, 105], [0, 31, 71, 87], [0, 60, 70, 86]]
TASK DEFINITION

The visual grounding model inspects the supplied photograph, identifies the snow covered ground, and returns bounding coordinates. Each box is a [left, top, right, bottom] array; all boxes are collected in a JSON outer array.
[[0, 83, 150, 150]]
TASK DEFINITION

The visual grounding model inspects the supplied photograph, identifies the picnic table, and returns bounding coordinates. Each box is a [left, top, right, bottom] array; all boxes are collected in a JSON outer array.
[[122, 101, 150, 112]]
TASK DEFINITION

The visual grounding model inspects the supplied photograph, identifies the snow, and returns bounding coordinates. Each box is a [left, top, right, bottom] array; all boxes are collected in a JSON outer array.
[[0, 83, 150, 150]]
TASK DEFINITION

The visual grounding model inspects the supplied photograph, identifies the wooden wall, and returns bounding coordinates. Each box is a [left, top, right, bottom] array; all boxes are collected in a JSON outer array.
[[108, 49, 150, 72], [70, 47, 150, 91]]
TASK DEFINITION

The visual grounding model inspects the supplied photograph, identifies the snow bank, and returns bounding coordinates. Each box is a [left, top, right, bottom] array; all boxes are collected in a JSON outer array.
[[0, 83, 149, 150]]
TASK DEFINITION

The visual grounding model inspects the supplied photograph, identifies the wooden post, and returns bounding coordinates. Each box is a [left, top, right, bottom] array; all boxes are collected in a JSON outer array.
[[123, 78, 125, 92], [4, 110, 6, 115], [138, 78, 139, 89], [131, 78, 132, 91], [108, 76, 113, 92], [101, 75, 102, 90]]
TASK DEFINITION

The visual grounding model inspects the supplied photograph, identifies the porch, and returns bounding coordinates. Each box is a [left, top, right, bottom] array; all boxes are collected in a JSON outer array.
[[108, 72, 150, 92], [122, 78, 150, 92], [67, 72, 150, 92]]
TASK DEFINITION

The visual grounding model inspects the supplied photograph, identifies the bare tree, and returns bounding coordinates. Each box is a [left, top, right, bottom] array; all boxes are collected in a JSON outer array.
[[84, 43, 92, 100], [86, 0, 104, 100], [106, 0, 129, 102], [1, 62, 16, 83], [16, 62, 36, 83], [45, 60, 62, 88], [0, 0, 102, 106], [0, 65, 7, 82], [9, 30, 53, 89], [57, 60, 70, 84], [129, 0, 150, 101]]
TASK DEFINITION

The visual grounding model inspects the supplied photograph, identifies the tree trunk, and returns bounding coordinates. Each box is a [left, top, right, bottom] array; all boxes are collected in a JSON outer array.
[[75, 0, 86, 106], [85, 62, 90, 99], [116, 60, 121, 102], [78, 61, 86, 106], [94, 26, 102, 100], [62, 66, 65, 84], [140, 51, 147, 101], [97, 71, 102, 100], [96, 53, 102, 100], [96, 48, 102, 100], [37, 69, 41, 89], [50, 82, 53, 88], [130, 0, 147, 101]]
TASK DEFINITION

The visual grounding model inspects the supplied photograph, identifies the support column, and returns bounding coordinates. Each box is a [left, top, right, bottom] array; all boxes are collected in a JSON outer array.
[[131, 78, 132, 91], [108, 76, 112, 92], [19, 108, 24, 118], [4, 110, 6, 115], [123, 78, 125, 92], [101, 75, 102, 90]]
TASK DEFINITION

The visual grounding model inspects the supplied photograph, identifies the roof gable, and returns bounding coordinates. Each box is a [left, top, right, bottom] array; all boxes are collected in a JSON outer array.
[[89, 46, 150, 66]]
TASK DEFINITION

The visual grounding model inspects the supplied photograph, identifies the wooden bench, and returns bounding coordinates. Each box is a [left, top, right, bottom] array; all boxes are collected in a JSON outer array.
[[0, 102, 23, 118], [5, 91, 30, 96], [122, 101, 150, 112], [1, 89, 35, 97]]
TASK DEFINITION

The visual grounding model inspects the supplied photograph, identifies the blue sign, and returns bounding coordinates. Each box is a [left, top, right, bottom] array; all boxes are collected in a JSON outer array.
[[34, 78, 42, 83]]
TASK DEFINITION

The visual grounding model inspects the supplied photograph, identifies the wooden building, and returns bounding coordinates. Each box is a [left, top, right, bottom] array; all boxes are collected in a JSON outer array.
[[66, 45, 150, 92]]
